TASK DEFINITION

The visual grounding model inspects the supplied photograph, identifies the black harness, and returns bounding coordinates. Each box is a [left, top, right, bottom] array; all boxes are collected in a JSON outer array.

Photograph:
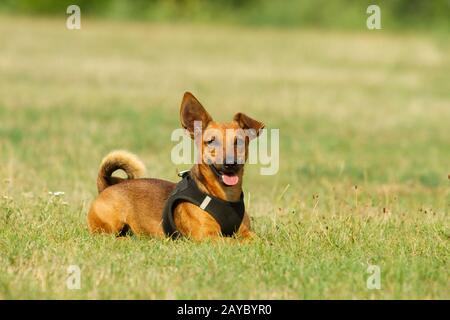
[[162, 171, 245, 238]]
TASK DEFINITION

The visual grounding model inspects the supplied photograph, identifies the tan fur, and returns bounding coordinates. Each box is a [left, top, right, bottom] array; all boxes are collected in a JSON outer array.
[[87, 92, 263, 241], [97, 150, 147, 193]]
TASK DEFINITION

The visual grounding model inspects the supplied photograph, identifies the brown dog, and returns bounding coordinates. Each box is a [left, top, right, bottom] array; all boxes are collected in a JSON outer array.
[[87, 92, 264, 240]]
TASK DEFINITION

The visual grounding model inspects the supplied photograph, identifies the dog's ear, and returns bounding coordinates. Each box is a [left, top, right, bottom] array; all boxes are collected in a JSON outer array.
[[233, 112, 265, 139], [180, 92, 212, 138]]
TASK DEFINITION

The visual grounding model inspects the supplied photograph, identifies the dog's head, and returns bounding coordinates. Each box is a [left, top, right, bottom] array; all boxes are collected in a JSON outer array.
[[180, 92, 264, 187]]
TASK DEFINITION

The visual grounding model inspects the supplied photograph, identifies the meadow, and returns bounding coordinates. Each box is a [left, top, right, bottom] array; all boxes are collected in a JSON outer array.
[[0, 15, 448, 299]]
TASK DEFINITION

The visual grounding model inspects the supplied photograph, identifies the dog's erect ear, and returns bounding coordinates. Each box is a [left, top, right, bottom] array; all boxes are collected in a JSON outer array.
[[180, 92, 212, 138], [233, 112, 265, 139]]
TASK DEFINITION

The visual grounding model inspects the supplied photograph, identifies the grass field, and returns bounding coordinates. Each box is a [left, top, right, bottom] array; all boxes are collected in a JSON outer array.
[[0, 15, 449, 299]]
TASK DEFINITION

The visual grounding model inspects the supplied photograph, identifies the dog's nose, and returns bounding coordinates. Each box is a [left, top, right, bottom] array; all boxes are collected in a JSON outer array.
[[223, 162, 238, 171]]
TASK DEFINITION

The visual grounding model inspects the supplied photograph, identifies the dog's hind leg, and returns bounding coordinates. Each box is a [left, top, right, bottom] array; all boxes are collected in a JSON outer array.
[[87, 199, 126, 235]]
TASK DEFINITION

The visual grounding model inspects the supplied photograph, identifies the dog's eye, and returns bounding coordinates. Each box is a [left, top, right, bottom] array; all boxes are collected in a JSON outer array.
[[205, 137, 216, 145]]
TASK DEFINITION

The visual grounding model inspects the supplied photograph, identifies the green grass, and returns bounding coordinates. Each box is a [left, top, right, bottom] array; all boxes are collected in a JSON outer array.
[[0, 16, 449, 299]]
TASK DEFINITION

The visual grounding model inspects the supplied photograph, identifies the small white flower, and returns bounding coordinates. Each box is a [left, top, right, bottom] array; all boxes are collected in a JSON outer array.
[[49, 191, 65, 197]]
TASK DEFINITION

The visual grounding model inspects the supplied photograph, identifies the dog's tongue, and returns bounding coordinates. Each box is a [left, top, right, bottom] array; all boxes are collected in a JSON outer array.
[[222, 174, 239, 186]]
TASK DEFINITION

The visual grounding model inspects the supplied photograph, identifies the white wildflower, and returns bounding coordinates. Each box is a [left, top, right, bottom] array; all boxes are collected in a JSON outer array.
[[49, 191, 65, 197]]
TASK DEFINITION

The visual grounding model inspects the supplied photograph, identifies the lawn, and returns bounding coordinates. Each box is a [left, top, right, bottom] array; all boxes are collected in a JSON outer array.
[[0, 15, 448, 299]]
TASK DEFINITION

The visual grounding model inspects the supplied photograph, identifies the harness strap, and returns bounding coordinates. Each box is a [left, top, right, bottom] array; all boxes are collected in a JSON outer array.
[[162, 172, 245, 238]]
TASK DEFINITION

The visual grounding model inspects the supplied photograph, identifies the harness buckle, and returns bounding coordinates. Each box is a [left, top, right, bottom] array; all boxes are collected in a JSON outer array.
[[177, 170, 190, 178]]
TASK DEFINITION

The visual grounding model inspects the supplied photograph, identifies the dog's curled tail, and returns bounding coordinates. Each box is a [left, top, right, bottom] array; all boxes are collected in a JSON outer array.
[[97, 150, 147, 193]]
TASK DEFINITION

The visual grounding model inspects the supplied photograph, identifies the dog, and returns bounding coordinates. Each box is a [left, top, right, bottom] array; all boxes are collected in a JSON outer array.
[[87, 92, 264, 240]]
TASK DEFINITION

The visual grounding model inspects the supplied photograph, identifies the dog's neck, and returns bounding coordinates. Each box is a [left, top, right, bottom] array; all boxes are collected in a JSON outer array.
[[190, 164, 243, 202]]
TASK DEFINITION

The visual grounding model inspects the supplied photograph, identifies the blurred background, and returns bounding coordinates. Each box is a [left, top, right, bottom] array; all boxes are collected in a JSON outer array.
[[1, 0, 449, 198], [0, 0, 448, 194], [0, 0, 449, 299], [0, 0, 449, 31]]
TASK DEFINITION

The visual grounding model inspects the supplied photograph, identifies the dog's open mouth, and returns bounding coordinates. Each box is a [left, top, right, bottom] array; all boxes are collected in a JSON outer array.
[[209, 165, 240, 186]]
